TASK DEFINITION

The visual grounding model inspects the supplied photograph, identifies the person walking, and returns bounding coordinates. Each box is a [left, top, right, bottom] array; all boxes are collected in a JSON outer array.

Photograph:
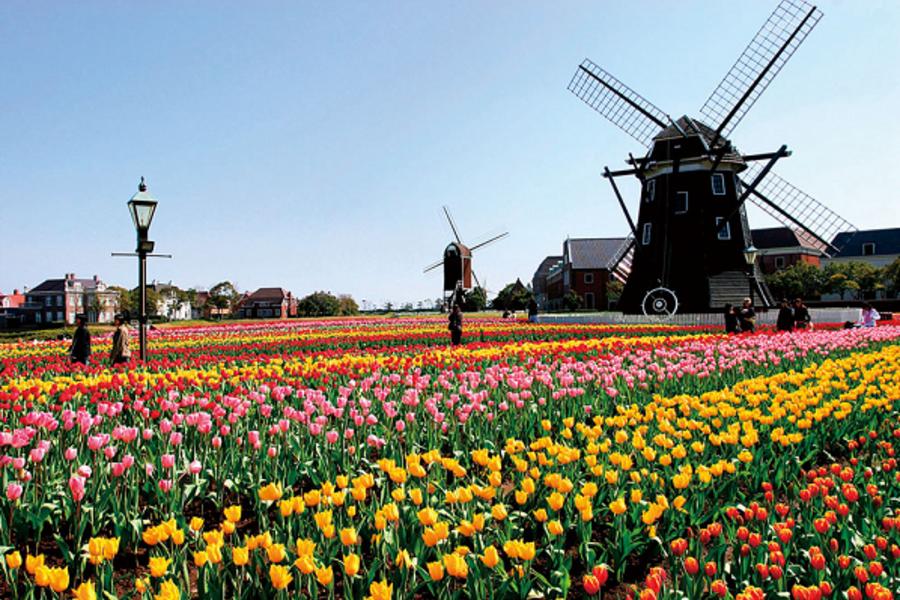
[[793, 298, 812, 330], [723, 303, 740, 334], [857, 302, 881, 328], [448, 304, 463, 346], [776, 299, 794, 332], [527, 299, 538, 324], [69, 313, 91, 365], [738, 298, 756, 333], [109, 314, 132, 365]]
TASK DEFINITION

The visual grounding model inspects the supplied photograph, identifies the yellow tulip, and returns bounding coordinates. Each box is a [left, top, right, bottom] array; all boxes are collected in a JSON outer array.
[[315, 565, 333, 586], [340, 527, 359, 546], [266, 543, 286, 563], [344, 553, 360, 577], [259, 482, 283, 503], [232, 546, 249, 566], [481, 545, 500, 568], [223, 505, 242, 523], [149, 556, 171, 578], [193, 551, 208, 567], [5, 551, 22, 570], [269, 564, 293, 590], [427, 560, 444, 581], [73, 581, 97, 600]]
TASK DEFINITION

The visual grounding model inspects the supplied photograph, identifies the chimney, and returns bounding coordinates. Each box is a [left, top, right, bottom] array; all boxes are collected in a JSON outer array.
[[13, 289, 19, 295], [93, 275, 99, 283]]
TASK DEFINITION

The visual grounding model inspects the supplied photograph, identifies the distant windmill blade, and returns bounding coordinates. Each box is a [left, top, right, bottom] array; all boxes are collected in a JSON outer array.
[[469, 231, 510, 252], [700, 0, 822, 142], [739, 165, 856, 256], [568, 59, 670, 147], [423, 259, 444, 273], [443, 206, 463, 244], [607, 236, 635, 282]]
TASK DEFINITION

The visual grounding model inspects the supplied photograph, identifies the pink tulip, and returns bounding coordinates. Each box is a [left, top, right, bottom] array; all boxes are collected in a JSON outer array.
[[325, 430, 339, 444], [267, 446, 277, 458], [77, 465, 92, 478], [169, 432, 183, 446], [64, 447, 77, 461], [6, 483, 23, 501], [111, 463, 126, 477], [159, 479, 173, 493], [188, 460, 202, 475], [29, 447, 46, 463], [69, 475, 86, 502], [161, 454, 175, 469], [12, 457, 25, 470], [212, 436, 222, 448], [146, 464, 155, 477]]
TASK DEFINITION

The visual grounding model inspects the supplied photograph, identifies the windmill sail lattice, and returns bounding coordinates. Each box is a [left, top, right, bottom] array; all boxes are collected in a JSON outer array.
[[568, 60, 669, 148], [740, 163, 856, 255], [607, 236, 635, 282], [699, 0, 823, 139]]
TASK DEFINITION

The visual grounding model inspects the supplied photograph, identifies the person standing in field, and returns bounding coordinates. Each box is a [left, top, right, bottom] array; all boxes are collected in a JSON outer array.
[[776, 299, 794, 332], [448, 304, 463, 346], [69, 313, 91, 365], [857, 302, 880, 328], [723, 303, 740, 334], [527, 299, 538, 323], [793, 298, 812, 330], [738, 298, 756, 333], [109, 314, 132, 365]]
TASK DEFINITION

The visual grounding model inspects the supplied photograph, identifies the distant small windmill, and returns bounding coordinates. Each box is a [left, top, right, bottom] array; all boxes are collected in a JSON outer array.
[[423, 206, 509, 308]]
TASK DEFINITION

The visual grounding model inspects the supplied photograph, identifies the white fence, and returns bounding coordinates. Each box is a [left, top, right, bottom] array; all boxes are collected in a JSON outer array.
[[537, 307, 863, 327]]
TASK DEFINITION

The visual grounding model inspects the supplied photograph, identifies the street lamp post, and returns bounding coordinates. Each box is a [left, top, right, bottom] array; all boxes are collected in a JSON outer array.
[[743, 245, 759, 307], [127, 177, 158, 362]]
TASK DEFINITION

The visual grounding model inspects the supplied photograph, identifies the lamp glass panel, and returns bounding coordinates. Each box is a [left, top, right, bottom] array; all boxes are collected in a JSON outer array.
[[129, 201, 157, 230]]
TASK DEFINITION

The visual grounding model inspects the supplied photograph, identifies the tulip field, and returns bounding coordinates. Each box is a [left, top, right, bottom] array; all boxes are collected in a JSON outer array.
[[2, 317, 900, 599]]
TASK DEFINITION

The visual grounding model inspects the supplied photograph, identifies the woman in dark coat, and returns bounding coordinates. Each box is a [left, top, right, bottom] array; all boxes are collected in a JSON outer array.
[[776, 299, 794, 332], [448, 305, 463, 345], [793, 298, 812, 330], [738, 298, 756, 333], [69, 314, 91, 365], [723, 304, 740, 334]]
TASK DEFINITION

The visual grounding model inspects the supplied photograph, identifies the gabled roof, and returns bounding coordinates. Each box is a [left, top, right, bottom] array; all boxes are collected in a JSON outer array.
[[564, 238, 627, 270], [832, 228, 900, 257], [29, 278, 99, 293], [533, 256, 562, 278], [243, 287, 290, 302], [751, 227, 804, 249], [653, 116, 731, 150]]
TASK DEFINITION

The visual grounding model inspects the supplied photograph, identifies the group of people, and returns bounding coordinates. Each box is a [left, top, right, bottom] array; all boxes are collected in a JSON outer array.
[[67, 313, 132, 366], [725, 297, 881, 334], [724, 297, 813, 334]]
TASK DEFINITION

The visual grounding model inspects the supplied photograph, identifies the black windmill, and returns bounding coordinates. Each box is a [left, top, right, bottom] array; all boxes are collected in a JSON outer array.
[[423, 206, 509, 308], [569, 0, 857, 315]]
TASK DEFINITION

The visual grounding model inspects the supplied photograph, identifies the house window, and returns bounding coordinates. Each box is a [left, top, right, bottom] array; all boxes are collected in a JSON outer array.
[[585, 292, 595, 309], [642, 223, 652, 245], [674, 192, 688, 214], [645, 179, 655, 202], [44, 297, 52, 307], [775, 256, 786, 269], [862, 242, 876, 256], [584, 273, 594, 284], [716, 217, 731, 240], [711, 173, 726, 195]]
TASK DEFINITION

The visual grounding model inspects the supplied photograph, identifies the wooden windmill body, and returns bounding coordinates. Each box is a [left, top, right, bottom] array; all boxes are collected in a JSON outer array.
[[424, 207, 508, 308], [569, 0, 857, 315]]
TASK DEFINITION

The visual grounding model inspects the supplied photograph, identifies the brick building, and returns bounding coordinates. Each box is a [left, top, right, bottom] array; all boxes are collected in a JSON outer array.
[[236, 288, 297, 319], [24, 273, 119, 324], [751, 227, 823, 275], [542, 238, 627, 311]]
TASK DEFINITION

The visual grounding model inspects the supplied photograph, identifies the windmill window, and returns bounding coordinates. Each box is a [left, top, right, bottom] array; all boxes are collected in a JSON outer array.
[[645, 179, 655, 202], [716, 217, 731, 240], [674, 192, 688, 214], [775, 256, 786, 269], [862, 242, 876, 256], [711, 173, 726, 195], [642, 223, 652, 245]]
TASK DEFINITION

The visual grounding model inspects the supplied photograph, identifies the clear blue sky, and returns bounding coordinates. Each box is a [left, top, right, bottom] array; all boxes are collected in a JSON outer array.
[[1, 1, 898, 307]]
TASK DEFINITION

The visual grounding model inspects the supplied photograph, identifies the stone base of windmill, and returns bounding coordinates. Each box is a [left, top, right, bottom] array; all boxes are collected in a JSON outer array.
[[536, 307, 862, 327]]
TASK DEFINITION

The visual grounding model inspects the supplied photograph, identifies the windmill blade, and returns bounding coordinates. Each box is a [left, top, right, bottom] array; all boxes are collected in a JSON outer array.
[[739, 164, 856, 256], [568, 59, 670, 148], [700, 0, 823, 143], [423, 258, 444, 273], [442, 206, 463, 244], [469, 232, 509, 252], [471, 269, 482, 290], [607, 236, 635, 282]]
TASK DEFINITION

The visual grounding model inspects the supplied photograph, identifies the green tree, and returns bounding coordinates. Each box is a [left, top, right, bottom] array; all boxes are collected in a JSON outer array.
[[822, 261, 882, 300], [209, 281, 240, 316], [108, 286, 131, 314], [884, 257, 900, 296], [461, 287, 487, 312], [765, 262, 824, 300], [337, 295, 359, 316], [297, 291, 341, 317], [562, 290, 583, 311], [607, 279, 625, 307], [491, 281, 534, 311]]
